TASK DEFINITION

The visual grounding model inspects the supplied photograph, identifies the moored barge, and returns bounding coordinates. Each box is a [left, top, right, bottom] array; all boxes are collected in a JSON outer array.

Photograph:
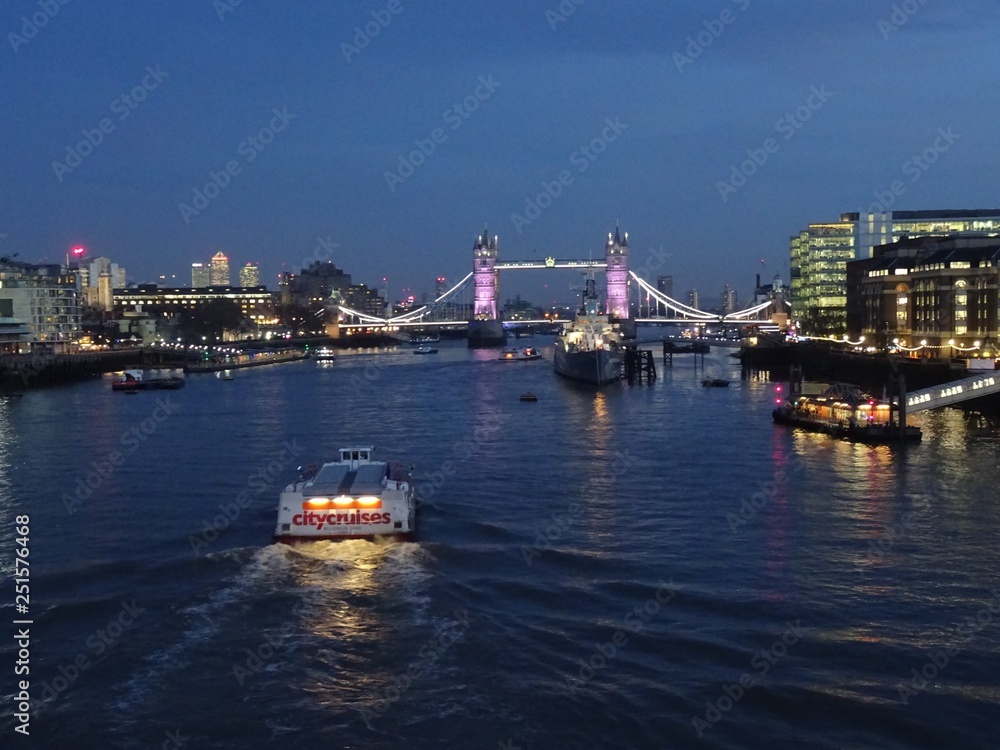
[[773, 385, 921, 443]]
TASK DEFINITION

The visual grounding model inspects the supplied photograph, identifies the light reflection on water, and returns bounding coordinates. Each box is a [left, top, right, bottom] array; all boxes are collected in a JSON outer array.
[[4, 349, 1000, 750]]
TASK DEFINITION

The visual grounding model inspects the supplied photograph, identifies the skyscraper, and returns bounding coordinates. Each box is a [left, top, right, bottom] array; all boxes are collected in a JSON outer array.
[[687, 289, 699, 310], [239, 262, 260, 287], [435, 276, 447, 298], [191, 263, 210, 288], [210, 252, 230, 286], [721, 285, 737, 314], [656, 275, 674, 299]]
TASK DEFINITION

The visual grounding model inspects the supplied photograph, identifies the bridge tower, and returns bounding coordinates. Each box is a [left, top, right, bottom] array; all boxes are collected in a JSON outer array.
[[606, 227, 630, 319], [473, 229, 498, 320], [468, 228, 507, 348]]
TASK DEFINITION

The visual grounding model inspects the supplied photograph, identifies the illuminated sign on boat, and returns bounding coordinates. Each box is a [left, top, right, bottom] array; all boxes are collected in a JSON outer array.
[[291, 510, 392, 528]]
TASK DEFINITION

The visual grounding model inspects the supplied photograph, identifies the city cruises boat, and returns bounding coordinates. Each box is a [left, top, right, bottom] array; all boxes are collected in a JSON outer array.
[[274, 447, 416, 542], [553, 276, 623, 385], [312, 347, 337, 362], [112, 369, 185, 391], [413, 346, 438, 355], [772, 384, 921, 443]]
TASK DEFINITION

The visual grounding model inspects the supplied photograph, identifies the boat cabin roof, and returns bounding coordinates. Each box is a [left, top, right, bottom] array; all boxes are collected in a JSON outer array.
[[307, 461, 386, 496]]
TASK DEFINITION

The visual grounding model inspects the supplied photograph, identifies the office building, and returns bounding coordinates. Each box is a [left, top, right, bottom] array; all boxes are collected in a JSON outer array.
[[721, 285, 737, 314], [656, 275, 674, 299], [789, 220, 856, 333], [191, 263, 210, 288], [210, 252, 230, 286], [793, 209, 1000, 334], [847, 234, 1000, 354], [239, 262, 260, 287], [115, 284, 276, 327]]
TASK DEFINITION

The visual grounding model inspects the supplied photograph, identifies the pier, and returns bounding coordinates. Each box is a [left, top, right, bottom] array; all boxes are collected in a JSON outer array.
[[662, 339, 710, 366], [183, 348, 308, 373], [622, 346, 656, 384]]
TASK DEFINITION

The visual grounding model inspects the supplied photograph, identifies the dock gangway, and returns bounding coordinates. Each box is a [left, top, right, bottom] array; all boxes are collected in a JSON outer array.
[[901, 371, 1000, 412]]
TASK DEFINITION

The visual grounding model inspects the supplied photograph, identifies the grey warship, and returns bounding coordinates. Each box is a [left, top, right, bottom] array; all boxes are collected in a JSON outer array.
[[553, 276, 624, 385]]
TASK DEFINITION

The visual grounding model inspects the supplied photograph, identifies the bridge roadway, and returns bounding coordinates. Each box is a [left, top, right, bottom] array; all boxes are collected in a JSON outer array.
[[903, 371, 1000, 412], [495, 259, 607, 270]]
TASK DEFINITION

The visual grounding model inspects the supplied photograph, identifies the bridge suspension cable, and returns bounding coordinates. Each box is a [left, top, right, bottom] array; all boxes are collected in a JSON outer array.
[[338, 272, 475, 326], [720, 299, 775, 320], [389, 271, 474, 322], [629, 272, 716, 320]]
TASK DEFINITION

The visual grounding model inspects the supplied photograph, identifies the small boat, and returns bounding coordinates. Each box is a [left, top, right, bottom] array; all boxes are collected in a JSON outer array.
[[113, 369, 184, 390], [702, 378, 729, 387], [413, 346, 438, 355], [112, 369, 146, 391], [499, 347, 519, 361], [312, 347, 336, 362], [518, 347, 542, 361], [222, 370, 234, 381], [520, 391, 538, 402], [275, 446, 416, 542]]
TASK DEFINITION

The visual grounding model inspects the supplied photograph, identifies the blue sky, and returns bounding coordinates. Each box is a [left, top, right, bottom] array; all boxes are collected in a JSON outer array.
[[3, 0, 1000, 307]]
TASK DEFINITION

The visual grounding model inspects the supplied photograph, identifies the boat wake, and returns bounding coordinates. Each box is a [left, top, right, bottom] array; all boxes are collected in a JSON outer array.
[[107, 541, 435, 735]]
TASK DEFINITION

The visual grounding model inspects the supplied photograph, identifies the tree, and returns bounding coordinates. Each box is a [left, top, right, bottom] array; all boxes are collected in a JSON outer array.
[[176, 299, 248, 341]]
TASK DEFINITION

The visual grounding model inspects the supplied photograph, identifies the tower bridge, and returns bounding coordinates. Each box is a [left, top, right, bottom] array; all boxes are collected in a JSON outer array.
[[337, 227, 783, 339]]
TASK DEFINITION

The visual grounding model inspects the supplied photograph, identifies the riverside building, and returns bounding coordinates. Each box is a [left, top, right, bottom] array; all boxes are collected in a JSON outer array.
[[846, 234, 1000, 357], [0, 258, 82, 352], [791, 209, 1000, 334]]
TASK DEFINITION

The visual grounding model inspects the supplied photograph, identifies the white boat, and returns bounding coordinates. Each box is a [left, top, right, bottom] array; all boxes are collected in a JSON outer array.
[[413, 346, 438, 355], [553, 275, 624, 385], [275, 447, 415, 542], [498, 347, 519, 361], [312, 347, 336, 362]]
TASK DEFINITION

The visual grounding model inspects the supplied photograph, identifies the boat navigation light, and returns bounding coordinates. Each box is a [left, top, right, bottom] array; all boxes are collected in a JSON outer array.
[[307, 498, 330, 507], [333, 496, 354, 507]]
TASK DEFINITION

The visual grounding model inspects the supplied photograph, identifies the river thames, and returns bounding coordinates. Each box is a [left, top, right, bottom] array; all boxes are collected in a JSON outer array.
[[1, 340, 999, 749]]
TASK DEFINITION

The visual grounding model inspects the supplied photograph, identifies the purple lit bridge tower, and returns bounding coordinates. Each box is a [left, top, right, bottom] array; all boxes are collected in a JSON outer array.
[[606, 226, 636, 337], [468, 229, 507, 348]]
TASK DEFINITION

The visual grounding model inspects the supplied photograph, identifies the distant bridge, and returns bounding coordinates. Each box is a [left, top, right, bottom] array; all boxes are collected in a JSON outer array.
[[336, 228, 786, 329]]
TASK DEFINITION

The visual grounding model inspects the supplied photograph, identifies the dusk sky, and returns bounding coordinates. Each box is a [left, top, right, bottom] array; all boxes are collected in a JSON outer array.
[[3, 0, 1000, 307]]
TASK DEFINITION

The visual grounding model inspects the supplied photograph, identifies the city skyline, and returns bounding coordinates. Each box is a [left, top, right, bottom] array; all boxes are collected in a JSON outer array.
[[4, 2, 1000, 304]]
